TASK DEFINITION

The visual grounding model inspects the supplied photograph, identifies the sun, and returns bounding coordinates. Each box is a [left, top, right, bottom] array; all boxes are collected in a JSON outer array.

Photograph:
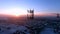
[[14, 13, 20, 16], [4, 8, 27, 16], [16, 14, 19, 16]]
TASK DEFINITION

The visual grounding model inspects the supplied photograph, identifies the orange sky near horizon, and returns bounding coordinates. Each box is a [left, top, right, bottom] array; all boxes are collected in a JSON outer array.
[[0, 8, 27, 16], [0, 12, 57, 17], [0, 8, 57, 17]]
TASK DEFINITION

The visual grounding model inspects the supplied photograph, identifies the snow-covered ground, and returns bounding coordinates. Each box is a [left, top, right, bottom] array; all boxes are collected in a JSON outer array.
[[0, 22, 58, 34], [0, 24, 30, 34], [40, 27, 55, 34], [0, 17, 60, 34], [0, 24, 57, 34]]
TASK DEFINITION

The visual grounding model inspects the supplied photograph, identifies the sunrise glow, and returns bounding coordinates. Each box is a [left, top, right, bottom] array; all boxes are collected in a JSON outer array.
[[0, 8, 27, 16], [0, 0, 60, 16]]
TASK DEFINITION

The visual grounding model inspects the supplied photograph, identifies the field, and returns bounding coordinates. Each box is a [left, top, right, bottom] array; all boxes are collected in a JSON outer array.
[[0, 16, 60, 34]]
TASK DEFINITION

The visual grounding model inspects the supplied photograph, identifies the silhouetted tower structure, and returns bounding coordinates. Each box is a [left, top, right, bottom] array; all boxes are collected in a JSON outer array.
[[27, 9, 34, 20], [57, 13, 60, 18], [57, 13, 60, 22]]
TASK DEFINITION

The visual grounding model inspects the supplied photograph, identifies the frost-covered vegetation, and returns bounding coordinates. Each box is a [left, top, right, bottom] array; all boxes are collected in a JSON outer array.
[[0, 17, 60, 34]]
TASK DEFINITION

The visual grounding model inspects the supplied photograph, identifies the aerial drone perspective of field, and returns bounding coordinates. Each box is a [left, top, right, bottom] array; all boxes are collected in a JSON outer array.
[[0, 0, 60, 34], [0, 10, 60, 34]]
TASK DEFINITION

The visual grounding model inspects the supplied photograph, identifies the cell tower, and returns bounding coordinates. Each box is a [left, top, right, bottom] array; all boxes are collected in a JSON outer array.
[[57, 13, 60, 18], [27, 9, 34, 20]]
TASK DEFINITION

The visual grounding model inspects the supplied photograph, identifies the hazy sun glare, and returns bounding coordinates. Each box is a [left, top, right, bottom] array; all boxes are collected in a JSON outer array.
[[0, 8, 27, 16]]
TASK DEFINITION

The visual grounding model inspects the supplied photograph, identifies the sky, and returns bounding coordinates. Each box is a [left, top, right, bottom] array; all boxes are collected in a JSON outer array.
[[0, 0, 60, 16]]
